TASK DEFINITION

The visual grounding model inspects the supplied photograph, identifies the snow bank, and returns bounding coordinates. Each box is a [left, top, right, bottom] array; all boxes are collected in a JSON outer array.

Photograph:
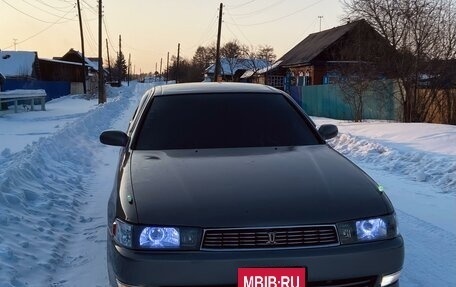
[[313, 118, 456, 193], [0, 89, 46, 97], [0, 95, 99, 153], [328, 133, 456, 192], [0, 89, 133, 286], [0, 82, 162, 286]]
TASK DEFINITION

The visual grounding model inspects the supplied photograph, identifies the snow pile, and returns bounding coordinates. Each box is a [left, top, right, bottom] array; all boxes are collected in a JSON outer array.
[[313, 118, 456, 193], [0, 95, 99, 153], [0, 85, 140, 286], [328, 133, 456, 192], [0, 89, 46, 97]]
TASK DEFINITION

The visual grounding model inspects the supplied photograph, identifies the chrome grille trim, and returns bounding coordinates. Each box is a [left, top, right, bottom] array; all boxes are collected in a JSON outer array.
[[201, 225, 339, 251]]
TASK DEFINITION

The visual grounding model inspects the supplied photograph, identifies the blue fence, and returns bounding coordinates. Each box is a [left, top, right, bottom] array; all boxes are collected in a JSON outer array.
[[289, 81, 400, 121], [1, 79, 71, 101]]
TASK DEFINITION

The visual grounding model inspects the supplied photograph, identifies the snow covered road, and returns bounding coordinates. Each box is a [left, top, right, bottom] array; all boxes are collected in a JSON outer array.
[[0, 83, 455, 286]]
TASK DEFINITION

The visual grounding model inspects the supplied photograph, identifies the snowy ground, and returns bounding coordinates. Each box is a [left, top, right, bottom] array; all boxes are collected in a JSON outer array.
[[0, 83, 455, 286]]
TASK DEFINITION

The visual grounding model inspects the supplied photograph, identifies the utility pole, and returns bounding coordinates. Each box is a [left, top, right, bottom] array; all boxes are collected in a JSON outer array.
[[105, 38, 112, 82], [166, 52, 169, 83], [127, 53, 131, 86], [118, 34, 122, 85], [160, 58, 163, 79], [98, 0, 105, 103], [318, 16, 323, 32], [214, 3, 223, 82], [76, 0, 87, 94], [176, 43, 180, 83]]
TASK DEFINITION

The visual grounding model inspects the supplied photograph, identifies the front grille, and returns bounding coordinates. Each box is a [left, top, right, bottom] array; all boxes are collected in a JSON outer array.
[[202, 225, 339, 250], [309, 276, 377, 287]]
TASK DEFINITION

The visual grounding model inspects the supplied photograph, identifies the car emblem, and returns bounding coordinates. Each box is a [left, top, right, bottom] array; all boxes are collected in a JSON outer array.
[[265, 232, 277, 245]]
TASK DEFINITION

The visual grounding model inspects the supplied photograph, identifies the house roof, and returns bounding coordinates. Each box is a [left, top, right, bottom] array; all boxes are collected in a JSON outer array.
[[241, 60, 284, 79], [0, 51, 37, 77], [205, 58, 270, 76], [278, 19, 368, 67], [54, 48, 100, 71], [39, 58, 84, 66]]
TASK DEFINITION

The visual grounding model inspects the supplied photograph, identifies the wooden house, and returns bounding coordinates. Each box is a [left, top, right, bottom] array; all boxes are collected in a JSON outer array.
[[248, 19, 391, 90]]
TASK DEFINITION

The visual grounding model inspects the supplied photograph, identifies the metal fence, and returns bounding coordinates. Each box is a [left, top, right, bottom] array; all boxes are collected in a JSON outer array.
[[290, 81, 400, 121], [1, 79, 71, 101]]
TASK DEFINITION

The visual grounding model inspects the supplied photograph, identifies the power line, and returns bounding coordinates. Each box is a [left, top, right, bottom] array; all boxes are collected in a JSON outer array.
[[82, 12, 98, 55], [1, 0, 74, 24], [103, 15, 117, 54], [224, 7, 254, 47], [183, 10, 219, 54], [227, 0, 257, 10], [81, 0, 97, 13], [224, 23, 241, 43], [224, 0, 323, 27], [2, 8, 76, 50], [228, 0, 284, 17], [22, 0, 76, 21], [36, 0, 74, 12]]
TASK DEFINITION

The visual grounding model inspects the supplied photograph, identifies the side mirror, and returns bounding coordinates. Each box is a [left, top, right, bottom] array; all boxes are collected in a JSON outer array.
[[100, 130, 129, 147], [318, 124, 338, 140]]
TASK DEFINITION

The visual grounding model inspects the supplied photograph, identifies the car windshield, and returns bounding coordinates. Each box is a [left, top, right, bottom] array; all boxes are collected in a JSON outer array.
[[134, 92, 320, 150]]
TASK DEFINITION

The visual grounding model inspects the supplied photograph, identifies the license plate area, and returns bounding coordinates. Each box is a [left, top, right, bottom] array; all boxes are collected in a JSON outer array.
[[238, 267, 307, 287]]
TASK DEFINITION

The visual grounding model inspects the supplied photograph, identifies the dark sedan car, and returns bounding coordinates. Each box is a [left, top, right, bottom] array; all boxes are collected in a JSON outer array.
[[100, 82, 403, 287]]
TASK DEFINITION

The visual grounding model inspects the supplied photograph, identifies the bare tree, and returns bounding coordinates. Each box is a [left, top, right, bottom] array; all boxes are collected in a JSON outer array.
[[221, 40, 248, 81], [256, 45, 277, 63], [342, 0, 456, 123], [330, 19, 393, 121], [192, 46, 215, 80]]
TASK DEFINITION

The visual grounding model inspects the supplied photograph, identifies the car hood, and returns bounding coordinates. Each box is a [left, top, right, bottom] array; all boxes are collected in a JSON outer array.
[[129, 145, 391, 228]]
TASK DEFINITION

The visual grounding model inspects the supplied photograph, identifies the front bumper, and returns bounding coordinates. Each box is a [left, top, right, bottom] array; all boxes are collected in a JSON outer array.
[[108, 236, 404, 287]]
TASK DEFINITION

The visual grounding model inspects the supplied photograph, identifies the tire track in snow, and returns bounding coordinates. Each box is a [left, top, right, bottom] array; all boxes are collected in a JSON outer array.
[[395, 210, 456, 286], [0, 87, 137, 286], [354, 158, 456, 286], [48, 83, 158, 287]]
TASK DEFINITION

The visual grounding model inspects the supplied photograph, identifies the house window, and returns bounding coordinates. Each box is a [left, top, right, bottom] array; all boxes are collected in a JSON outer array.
[[268, 76, 284, 88]]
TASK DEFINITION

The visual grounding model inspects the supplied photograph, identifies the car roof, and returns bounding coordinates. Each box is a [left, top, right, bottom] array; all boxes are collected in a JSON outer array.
[[152, 82, 282, 96]]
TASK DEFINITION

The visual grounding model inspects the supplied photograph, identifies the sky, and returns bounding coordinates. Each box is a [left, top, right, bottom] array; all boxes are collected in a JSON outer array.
[[0, 0, 345, 74]]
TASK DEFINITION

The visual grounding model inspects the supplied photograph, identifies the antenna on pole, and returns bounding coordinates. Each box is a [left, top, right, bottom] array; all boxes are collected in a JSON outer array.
[[13, 39, 18, 51], [318, 16, 323, 32]]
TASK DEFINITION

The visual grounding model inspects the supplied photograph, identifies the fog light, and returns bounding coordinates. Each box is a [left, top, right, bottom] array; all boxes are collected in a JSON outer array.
[[381, 270, 401, 286], [116, 278, 141, 287]]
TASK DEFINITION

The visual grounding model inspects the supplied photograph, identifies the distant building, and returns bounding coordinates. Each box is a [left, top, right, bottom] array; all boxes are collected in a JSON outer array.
[[0, 51, 40, 79], [53, 48, 106, 94], [205, 58, 270, 82], [243, 19, 391, 91]]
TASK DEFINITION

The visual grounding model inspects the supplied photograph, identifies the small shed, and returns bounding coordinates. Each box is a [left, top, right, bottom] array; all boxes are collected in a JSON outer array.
[[52, 48, 104, 94]]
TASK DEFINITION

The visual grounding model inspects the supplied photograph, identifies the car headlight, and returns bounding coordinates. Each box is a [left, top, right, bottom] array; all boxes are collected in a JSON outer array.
[[337, 214, 398, 244], [112, 219, 201, 250]]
